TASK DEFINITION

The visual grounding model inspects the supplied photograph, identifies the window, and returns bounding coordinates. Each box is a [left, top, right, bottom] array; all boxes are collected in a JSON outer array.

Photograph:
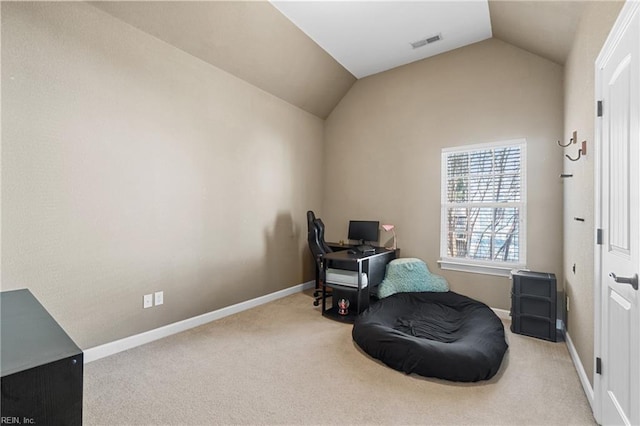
[[439, 139, 526, 276]]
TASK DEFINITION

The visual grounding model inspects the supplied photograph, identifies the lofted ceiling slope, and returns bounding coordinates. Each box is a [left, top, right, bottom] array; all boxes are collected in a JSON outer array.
[[489, 1, 586, 66], [89, 1, 588, 120], [89, 1, 356, 119]]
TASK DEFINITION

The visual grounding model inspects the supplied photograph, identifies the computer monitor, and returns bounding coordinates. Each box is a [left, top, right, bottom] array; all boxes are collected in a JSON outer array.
[[348, 220, 380, 246]]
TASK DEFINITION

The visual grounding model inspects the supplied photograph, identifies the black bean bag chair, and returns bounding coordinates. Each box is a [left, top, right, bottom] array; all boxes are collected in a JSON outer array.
[[352, 291, 508, 382]]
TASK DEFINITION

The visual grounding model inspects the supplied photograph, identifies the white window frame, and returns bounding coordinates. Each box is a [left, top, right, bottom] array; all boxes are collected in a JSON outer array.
[[438, 139, 527, 277]]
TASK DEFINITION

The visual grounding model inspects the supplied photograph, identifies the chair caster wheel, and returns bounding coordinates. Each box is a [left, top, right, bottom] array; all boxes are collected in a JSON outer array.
[[313, 301, 319, 306]]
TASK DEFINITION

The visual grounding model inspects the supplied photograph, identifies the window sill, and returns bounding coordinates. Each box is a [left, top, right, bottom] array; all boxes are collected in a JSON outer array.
[[437, 259, 525, 277]]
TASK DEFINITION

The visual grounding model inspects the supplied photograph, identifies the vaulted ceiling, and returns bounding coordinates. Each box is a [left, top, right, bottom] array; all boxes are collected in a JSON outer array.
[[90, 1, 586, 119], [271, 1, 493, 79]]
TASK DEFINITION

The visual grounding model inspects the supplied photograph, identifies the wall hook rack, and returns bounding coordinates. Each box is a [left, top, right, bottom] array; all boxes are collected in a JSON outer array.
[[557, 130, 577, 147], [566, 140, 587, 161]]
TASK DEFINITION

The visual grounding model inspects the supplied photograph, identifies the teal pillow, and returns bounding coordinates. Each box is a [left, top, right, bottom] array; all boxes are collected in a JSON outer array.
[[377, 258, 449, 298]]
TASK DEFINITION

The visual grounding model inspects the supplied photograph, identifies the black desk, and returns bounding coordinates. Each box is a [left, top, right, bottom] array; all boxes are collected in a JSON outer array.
[[321, 247, 398, 323], [1, 289, 83, 425], [326, 242, 353, 251]]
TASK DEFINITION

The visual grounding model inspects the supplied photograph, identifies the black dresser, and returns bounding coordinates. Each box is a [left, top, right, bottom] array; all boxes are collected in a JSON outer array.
[[1, 289, 83, 425], [511, 271, 557, 342]]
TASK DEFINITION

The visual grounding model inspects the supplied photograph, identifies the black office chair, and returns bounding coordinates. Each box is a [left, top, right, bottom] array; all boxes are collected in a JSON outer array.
[[306, 210, 317, 234], [307, 211, 332, 306], [307, 211, 331, 253]]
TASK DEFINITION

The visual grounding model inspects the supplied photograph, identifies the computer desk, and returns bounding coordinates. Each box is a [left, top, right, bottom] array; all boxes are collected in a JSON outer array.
[[321, 246, 398, 323]]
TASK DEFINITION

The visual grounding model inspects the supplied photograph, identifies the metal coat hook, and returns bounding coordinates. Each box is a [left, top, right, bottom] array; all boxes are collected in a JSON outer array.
[[566, 140, 587, 161], [558, 130, 577, 148]]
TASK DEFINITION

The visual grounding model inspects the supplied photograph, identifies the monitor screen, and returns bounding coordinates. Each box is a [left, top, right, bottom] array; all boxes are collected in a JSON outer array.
[[348, 220, 379, 244]]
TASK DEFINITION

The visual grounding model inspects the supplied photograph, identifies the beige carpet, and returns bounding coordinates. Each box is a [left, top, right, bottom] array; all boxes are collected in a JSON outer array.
[[84, 291, 595, 425]]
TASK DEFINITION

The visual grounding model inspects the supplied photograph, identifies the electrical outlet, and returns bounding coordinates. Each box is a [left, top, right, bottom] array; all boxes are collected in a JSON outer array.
[[143, 294, 153, 309], [154, 291, 164, 306]]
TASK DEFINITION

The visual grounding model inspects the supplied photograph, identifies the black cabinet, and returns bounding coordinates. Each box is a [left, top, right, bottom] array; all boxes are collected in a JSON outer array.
[[511, 271, 557, 342], [1, 289, 83, 425]]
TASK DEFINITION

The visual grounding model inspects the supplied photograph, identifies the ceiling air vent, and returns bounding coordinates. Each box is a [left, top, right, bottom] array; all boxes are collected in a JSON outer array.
[[410, 33, 442, 49]]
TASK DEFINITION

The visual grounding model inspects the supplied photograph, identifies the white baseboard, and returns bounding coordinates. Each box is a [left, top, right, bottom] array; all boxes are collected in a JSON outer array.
[[492, 307, 511, 320], [84, 280, 315, 363], [565, 331, 594, 409]]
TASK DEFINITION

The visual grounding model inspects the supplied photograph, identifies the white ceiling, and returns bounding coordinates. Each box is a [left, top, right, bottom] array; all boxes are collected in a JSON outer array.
[[270, 1, 493, 78]]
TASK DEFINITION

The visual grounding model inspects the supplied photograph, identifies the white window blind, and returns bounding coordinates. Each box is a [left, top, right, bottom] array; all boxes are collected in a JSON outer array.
[[440, 140, 526, 276]]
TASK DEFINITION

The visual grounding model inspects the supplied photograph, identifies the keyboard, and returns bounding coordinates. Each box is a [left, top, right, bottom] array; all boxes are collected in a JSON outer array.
[[356, 245, 375, 253]]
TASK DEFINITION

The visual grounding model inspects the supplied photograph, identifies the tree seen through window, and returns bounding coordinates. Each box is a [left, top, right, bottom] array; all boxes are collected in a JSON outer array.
[[443, 144, 523, 264]]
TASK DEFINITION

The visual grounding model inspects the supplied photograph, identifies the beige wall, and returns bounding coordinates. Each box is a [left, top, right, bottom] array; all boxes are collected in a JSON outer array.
[[1, 2, 323, 349], [563, 0, 623, 387], [324, 38, 564, 310]]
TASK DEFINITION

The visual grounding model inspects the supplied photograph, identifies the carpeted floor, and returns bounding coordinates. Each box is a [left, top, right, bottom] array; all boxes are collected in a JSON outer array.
[[84, 291, 595, 425]]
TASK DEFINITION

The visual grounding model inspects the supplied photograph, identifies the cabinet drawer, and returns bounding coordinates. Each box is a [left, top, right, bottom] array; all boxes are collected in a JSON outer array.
[[513, 271, 556, 298], [514, 296, 553, 317], [511, 315, 556, 342]]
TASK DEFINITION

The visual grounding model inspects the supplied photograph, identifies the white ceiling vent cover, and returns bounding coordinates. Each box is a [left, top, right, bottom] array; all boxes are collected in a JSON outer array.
[[410, 33, 442, 49]]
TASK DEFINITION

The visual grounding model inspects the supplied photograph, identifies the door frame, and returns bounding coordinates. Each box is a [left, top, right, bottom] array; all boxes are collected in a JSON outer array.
[[594, 1, 640, 424]]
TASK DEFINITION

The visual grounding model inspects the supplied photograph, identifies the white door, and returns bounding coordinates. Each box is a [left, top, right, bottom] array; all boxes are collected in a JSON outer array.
[[596, 2, 640, 425]]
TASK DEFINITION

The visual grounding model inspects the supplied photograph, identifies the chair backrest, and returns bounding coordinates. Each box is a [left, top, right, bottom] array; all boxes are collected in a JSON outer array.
[[314, 218, 333, 254], [307, 210, 333, 260], [306, 210, 317, 239], [307, 219, 326, 260]]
